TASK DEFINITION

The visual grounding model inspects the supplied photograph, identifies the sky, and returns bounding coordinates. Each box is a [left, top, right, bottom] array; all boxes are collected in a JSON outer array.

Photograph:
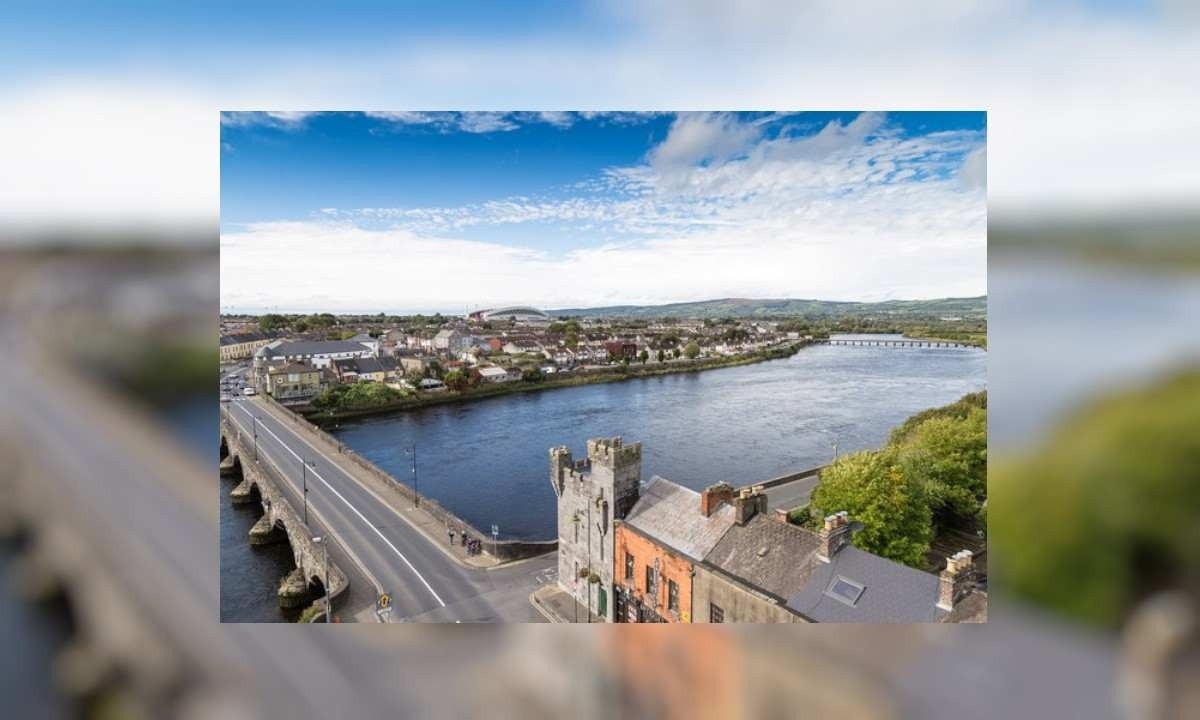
[[219, 111, 986, 313], [1, 2, 1196, 236]]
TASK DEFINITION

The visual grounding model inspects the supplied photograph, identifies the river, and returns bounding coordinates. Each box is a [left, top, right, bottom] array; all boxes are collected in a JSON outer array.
[[329, 336, 988, 541]]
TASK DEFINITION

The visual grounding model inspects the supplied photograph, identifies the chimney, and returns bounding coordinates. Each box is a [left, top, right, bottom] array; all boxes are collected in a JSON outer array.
[[700, 483, 736, 517], [937, 550, 975, 611], [734, 487, 769, 525], [816, 511, 852, 563]]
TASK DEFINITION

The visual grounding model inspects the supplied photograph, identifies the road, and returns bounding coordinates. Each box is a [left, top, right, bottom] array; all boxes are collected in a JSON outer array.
[[225, 396, 552, 622], [762, 474, 821, 512]]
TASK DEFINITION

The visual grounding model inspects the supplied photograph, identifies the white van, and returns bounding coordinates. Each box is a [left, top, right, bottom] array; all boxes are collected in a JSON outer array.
[[242, 387, 256, 396]]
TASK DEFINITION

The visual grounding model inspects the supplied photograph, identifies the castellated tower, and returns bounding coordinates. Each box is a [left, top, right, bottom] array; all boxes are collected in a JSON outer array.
[[550, 437, 642, 622]]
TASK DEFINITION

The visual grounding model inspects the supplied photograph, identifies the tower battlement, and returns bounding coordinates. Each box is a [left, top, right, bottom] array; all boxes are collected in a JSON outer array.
[[586, 436, 642, 469]]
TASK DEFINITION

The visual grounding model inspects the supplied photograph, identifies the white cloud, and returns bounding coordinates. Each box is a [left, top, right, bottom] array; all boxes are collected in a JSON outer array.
[[223, 113, 986, 310], [220, 111, 316, 129]]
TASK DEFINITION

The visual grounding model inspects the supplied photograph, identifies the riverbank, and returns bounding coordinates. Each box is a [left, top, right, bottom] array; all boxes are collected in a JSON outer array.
[[303, 340, 811, 424]]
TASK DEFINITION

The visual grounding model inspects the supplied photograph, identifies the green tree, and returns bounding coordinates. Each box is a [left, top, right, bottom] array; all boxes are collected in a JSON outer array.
[[521, 367, 545, 383], [656, 349, 665, 363], [809, 449, 933, 568], [258, 313, 289, 333], [443, 370, 468, 392], [684, 341, 700, 359], [893, 407, 987, 530], [638, 349, 649, 364]]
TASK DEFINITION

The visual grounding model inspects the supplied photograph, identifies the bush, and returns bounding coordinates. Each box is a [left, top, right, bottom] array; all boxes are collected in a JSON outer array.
[[313, 382, 406, 411]]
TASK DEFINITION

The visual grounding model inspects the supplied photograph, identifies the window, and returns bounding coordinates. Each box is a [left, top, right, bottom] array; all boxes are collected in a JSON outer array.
[[625, 552, 635, 581], [824, 575, 866, 607], [668, 579, 679, 612], [709, 603, 724, 623], [645, 565, 655, 594]]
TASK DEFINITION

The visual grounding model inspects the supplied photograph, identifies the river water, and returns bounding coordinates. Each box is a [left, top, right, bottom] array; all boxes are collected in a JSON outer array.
[[330, 336, 988, 541]]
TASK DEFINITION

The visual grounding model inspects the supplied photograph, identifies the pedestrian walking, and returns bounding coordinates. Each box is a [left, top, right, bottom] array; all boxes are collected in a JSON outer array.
[[448, 528, 456, 546]]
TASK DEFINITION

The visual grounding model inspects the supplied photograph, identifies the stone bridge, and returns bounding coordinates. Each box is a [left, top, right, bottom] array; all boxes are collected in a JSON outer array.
[[219, 420, 348, 614]]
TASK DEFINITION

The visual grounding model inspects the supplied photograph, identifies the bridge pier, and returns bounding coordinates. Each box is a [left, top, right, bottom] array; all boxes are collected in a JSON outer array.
[[277, 568, 313, 609], [248, 514, 287, 546], [229, 478, 258, 505]]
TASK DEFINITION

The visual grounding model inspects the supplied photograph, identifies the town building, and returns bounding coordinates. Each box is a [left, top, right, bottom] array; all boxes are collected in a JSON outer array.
[[613, 478, 738, 623], [475, 365, 513, 384], [331, 356, 400, 384], [549, 437, 642, 622], [433, 328, 473, 358], [550, 437, 984, 624], [605, 340, 638, 360], [263, 363, 323, 403], [255, 339, 375, 368], [219, 331, 273, 362]]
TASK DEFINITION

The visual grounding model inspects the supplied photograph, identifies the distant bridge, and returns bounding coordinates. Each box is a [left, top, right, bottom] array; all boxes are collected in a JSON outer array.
[[818, 338, 974, 349]]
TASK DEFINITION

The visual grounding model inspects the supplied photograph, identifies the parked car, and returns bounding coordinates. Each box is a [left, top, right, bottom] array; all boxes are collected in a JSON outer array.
[[242, 387, 256, 396]]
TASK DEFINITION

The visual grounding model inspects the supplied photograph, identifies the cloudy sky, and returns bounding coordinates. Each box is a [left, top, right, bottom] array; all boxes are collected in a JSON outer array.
[[220, 111, 985, 313], [2, 2, 1195, 240]]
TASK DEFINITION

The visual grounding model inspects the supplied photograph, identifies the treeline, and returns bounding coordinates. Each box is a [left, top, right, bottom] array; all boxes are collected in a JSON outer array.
[[804, 392, 987, 569], [251, 312, 455, 335]]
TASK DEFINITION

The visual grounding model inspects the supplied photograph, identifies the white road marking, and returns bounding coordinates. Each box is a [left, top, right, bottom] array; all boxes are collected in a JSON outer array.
[[227, 401, 446, 607]]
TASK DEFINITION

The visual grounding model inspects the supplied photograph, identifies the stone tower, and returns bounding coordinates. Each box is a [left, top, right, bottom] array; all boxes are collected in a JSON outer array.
[[550, 437, 642, 622]]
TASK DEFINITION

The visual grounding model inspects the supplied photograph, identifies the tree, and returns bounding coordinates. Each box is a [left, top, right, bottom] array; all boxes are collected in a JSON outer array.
[[258, 313, 289, 333], [521, 367, 544, 383], [809, 448, 933, 568], [684, 341, 700, 360], [638, 349, 649, 364], [656, 349, 665, 363], [893, 407, 987, 531], [443, 370, 468, 392]]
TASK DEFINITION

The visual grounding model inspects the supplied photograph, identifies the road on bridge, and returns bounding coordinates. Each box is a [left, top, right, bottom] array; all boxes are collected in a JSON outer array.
[[225, 396, 552, 622]]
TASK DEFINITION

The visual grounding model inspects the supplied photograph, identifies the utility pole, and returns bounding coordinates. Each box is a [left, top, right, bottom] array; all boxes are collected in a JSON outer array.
[[831, 440, 839, 462]]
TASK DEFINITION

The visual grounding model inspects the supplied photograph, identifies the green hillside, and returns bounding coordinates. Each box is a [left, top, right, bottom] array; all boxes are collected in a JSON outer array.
[[551, 296, 987, 321]]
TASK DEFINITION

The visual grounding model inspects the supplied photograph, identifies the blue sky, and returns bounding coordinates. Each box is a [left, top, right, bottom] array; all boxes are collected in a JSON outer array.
[[220, 111, 987, 313], [5, 2, 1193, 242]]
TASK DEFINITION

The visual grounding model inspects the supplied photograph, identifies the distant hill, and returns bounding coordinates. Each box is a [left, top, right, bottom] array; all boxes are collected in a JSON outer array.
[[549, 296, 987, 320]]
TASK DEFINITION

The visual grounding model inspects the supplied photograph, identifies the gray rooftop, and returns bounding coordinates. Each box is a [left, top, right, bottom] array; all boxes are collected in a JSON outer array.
[[624, 476, 735, 560], [703, 514, 821, 600], [260, 339, 372, 357], [786, 544, 947, 623]]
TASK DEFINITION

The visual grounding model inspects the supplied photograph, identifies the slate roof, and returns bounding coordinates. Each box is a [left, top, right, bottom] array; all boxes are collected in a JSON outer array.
[[220, 331, 268, 346], [702, 514, 822, 600], [786, 544, 947, 623], [267, 362, 318, 375], [332, 356, 397, 375], [624, 476, 735, 561], [260, 340, 372, 357]]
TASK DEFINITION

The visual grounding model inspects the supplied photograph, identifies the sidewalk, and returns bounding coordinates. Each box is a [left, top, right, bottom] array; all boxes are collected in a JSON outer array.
[[252, 396, 504, 570], [530, 584, 604, 623]]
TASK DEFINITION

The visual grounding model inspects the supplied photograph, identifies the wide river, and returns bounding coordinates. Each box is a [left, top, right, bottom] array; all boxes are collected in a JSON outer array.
[[330, 335, 987, 541]]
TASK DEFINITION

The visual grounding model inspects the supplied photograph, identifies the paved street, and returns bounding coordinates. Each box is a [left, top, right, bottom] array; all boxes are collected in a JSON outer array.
[[225, 396, 552, 622]]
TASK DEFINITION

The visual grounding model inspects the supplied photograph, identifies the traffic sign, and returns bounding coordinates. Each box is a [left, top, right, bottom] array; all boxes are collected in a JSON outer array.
[[377, 592, 391, 610], [491, 524, 499, 539]]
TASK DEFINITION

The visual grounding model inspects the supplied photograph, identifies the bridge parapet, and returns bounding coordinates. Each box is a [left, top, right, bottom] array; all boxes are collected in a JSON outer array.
[[219, 417, 349, 610]]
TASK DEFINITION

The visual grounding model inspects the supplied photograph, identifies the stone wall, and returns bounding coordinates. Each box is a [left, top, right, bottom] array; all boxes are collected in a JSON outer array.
[[692, 564, 804, 623]]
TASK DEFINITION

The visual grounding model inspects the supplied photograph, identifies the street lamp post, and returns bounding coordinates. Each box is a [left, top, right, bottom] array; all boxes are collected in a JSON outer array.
[[404, 446, 419, 508], [252, 415, 260, 462], [312, 536, 331, 624], [301, 459, 316, 525]]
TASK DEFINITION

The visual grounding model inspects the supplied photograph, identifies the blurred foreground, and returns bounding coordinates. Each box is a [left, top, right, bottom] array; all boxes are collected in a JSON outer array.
[[1, 217, 1198, 718]]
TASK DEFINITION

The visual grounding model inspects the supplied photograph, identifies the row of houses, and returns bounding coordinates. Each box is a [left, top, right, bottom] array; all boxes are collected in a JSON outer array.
[[551, 437, 984, 623]]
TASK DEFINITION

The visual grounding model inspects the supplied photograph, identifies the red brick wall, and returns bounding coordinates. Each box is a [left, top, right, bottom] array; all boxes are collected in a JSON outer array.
[[614, 524, 694, 623]]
